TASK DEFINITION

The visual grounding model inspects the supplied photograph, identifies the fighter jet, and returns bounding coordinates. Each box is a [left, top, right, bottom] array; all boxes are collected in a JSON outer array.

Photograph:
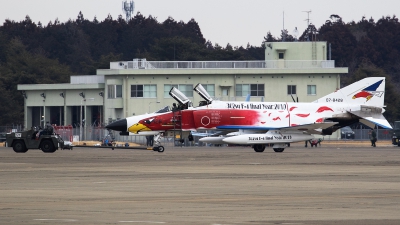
[[106, 77, 392, 152]]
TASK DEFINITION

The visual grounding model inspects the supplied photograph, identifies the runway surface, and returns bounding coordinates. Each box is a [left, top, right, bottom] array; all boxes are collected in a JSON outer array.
[[1, 144, 400, 225]]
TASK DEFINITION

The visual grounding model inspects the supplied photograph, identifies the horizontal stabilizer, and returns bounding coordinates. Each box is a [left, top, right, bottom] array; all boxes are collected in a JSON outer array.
[[349, 110, 392, 129]]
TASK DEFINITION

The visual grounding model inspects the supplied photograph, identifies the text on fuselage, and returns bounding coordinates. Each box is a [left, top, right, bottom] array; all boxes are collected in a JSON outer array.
[[227, 103, 287, 110]]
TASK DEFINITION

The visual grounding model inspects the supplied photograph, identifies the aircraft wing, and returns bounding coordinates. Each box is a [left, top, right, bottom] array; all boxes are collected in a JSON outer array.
[[280, 122, 338, 134], [190, 131, 224, 137]]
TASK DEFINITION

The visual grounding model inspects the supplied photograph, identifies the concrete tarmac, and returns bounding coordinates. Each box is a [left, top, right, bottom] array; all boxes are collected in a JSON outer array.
[[1, 144, 400, 225]]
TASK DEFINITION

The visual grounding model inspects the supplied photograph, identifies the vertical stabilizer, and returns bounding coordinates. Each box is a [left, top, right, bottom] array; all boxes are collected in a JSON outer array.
[[313, 77, 386, 107]]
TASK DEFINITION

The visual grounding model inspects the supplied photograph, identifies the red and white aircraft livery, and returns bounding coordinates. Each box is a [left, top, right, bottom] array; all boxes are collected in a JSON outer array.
[[106, 77, 392, 152]]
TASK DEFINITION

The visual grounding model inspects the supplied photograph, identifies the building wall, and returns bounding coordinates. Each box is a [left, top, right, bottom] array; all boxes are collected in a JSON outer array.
[[265, 41, 327, 61]]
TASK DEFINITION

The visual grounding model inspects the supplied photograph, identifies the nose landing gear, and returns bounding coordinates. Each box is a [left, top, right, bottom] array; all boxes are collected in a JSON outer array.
[[152, 133, 165, 152]]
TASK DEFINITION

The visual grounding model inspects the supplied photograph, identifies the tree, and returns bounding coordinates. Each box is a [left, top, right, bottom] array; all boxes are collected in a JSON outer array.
[[263, 31, 276, 42], [0, 38, 71, 125]]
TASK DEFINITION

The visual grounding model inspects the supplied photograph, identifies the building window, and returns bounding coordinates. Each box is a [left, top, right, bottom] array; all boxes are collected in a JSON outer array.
[[279, 52, 284, 59], [307, 85, 316, 95], [201, 84, 215, 97], [107, 85, 122, 99], [179, 84, 193, 97], [144, 85, 157, 97], [131, 84, 157, 98], [164, 84, 193, 97], [287, 85, 296, 95], [236, 84, 264, 97], [164, 84, 178, 97]]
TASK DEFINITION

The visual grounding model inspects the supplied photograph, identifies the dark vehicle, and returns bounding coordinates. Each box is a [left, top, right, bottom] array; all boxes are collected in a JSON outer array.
[[341, 126, 355, 139], [6, 128, 64, 153], [392, 121, 400, 146]]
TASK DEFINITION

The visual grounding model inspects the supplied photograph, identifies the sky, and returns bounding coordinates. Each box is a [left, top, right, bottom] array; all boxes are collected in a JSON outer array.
[[0, 0, 399, 47]]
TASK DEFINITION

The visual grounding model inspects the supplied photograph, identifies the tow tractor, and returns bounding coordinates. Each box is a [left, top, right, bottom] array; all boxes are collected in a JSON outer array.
[[6, 128, 64, 153]]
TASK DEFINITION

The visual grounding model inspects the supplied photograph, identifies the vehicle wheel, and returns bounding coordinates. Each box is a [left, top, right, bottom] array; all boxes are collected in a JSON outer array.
[[13, 140, 28, 153], [158, 146, 165, 152], [273, 148, 284, 153], [253, 144, 265, 152], [41, 140, 55, 153]]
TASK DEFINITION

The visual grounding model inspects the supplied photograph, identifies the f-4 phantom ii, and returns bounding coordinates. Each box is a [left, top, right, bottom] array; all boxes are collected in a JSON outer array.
[[106, 77, 392, 152]]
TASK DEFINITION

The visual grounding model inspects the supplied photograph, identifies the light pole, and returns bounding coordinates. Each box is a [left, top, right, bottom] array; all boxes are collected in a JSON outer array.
[[80, 98, 94, 142], [148, 101, 160, 113]]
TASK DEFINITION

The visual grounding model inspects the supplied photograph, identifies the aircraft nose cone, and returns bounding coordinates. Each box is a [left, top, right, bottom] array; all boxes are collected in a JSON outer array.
[[105, 119, 127, 132]]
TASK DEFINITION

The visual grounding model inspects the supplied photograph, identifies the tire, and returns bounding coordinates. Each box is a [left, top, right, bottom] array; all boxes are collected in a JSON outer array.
[[273, 148, 285, 153], [41, 140, 56, 153], [158, 146, 165, 153], [253, 144, 265, 152], [13, 140, 28, 153]]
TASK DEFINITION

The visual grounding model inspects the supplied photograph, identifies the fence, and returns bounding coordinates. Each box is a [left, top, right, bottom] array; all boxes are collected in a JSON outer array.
[[342, 128, 392, 141], [110, 60, 336, 70]]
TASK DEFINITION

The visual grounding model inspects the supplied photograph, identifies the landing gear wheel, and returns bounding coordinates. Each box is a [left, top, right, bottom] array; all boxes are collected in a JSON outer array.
[[13, 140, 28, 153], [273, 148, 285, 153], [41, 140, 56, 153], [152, 146, 165, 152], [253, 144, 265, 152]]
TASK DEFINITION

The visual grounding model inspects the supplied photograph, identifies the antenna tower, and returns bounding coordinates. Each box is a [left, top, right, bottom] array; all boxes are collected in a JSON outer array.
[[122, 0, 135, 21], [303, 10, 312, 26]]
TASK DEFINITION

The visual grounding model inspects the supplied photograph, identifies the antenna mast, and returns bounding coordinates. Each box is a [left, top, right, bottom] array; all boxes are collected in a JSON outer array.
[[281, 11, 286, 42], [303, 10, 312, 27], [122, 0, 135, 21]]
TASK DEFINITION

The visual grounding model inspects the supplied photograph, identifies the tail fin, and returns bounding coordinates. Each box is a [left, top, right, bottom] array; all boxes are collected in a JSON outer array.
[[313, 77, 386, 107]]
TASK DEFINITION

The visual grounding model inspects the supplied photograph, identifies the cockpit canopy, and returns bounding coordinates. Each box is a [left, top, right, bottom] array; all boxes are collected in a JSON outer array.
[[169, 87, 191, 105], [194, 83, 213, 103]]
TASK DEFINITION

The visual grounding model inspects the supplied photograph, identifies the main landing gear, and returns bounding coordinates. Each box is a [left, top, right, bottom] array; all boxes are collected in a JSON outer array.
[[152, 133, 165, 152], [272, 143, 286, 153], [252, 143, 286, 153], [253, 144, 266, 152]]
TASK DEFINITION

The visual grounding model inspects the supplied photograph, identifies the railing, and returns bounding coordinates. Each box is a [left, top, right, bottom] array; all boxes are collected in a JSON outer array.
[[110, 60, 336, 70], [71, 75, 104, 84]]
